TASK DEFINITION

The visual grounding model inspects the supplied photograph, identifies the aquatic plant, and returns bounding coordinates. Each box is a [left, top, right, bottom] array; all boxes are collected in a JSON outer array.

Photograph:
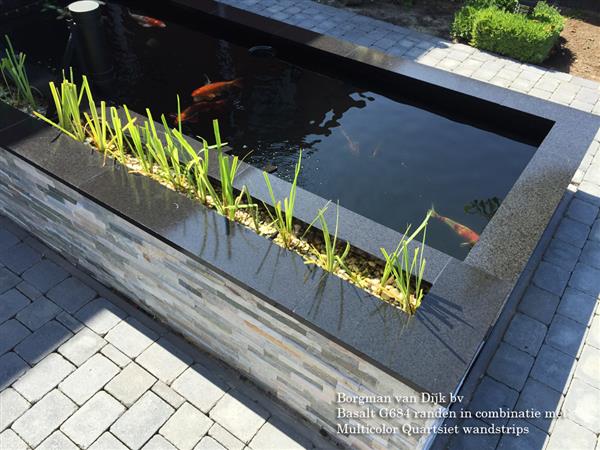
[[123, 105, 153, 172], [306, 203, 350, 273], [263, 151, 302, 247], [0, 36, 37, 109]]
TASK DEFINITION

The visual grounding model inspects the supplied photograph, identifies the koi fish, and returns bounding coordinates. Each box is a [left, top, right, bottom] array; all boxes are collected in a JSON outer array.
[[191, 78, 242, 102], [340, 128, 359, 156], [430, 207, 480, 246], [172, 100, 228, 125], [129, 11, 166, 28]]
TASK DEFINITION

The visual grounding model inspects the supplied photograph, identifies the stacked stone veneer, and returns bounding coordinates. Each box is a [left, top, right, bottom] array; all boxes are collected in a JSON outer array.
[[0, 147, 443, 450]]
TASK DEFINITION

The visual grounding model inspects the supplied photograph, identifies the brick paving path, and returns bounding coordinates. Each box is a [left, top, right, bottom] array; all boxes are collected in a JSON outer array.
[[0, 217, 336, 450]]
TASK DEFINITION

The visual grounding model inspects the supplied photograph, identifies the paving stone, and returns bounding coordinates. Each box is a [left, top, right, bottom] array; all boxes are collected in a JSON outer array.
[[47, 277, 97, 314], [172, 364, 229, 413], [14, 320, 71, 364], [209, 391, 269, 443], [0, 429, 29, 450], [13, 352, 75, 402], [518, 285, 559, 325], [208, 423, 244, 450], [16, 281, 43, 300], [514, 378, 562, 432], [0, 319, 31, 355], [105, 317, 158, 358], [497, 418, 548, 450], [0, 289, 30, 324], [0, 268, 21, 296], [590, 218, 600, 242], [546, 417, 596, 450], [0, 243, 42, 274], [249, 417, 314, 450], [100, 343, 131, 368], [37, 431, 79, 450], [15, 297, 61, 331], [563, 378, 600, 434], [194, 436, 226, 450], [12, 389, 77, 447], [59, 353, 119, 405], [160, 402, 213, 450], [447, 418, 501, 450], [486, 343, 534, 391], [105, 362, 156, 407], [546, 314, 587, 357], [0, 388, 30, 431], [75, 297, 127, 336], [143, 435, 177, 450], [588, 315, 600, 349], [504, 313, 547, 356], [88, 433, 128, 450], [0, 228, 19, 251], [136, 338, 193, 384], [574, 345, 600, 390], [0, 352, 28, 389], [555, 217, 590, 248], [566, 198, 599, 225], [21, 260, 69, 293], [152, 380, 185, 408], [468, 377, 518, 427], [532, 261, 570, 296], [61, 391, 126, 448], [580, 239, 600, 270], [56, 311, 84, 333], [570, 261, 600, 297], [557, 287, 597, 325], [530, 344, 576, 393], [58, 327, 106, 366], [110, 391, 174, 450], [543, 238, 581, 272]]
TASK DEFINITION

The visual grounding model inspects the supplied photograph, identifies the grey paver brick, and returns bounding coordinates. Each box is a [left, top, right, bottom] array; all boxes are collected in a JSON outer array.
[[55, 311, 84, 333], [546, 314, 587, 357], [88, 433, 128, 450], [110, 391, 174, 450], [555, 217, 590, 248], [497, 419, 548, 450], [105, 317, 158, 358], [504, 313, 547, 356], [37, 431, 79, 450], [105, 362, 156, 407], [574, 345, 600, 389], [15, 297, 61, 331], [152, 380, 185, 408], [563, 378, 600, 434], [446, 418, 500, 450], [47, 277, 97, 314], [580, 239, 600, 270], [518, 285, 559, 325], [588, 315, 600, 349], [557, 287, 597, 325], [590, 218, 600, 242], [208, 423, 244, 450], [12, 389, 77, 447], [16, 281, 42, 300], [58, 327, 106, 366], [249, 417, 313, 450], [530, 344, 576, 393], [546, 417, 596, 450], [486, 343, 534, 391], [160, 402, 213, 450], [21, 260, 69, 293], [172, 364, 229, 413], [61, 391, 126, 448], [209, 392, 269, 443], [0, 229, 19, 251], [194, 436, 226, 450], [514, 378, 562, 432], [13, 352, 75, 402], [468, 377, 519, 427], [0, 429, 29, 450], [532, 261, 570, 296], [0, 289, 30, 324], [14, 320, 71, 364], [0, 352, 28, 389], [75, 297, 127, 336], [100, 343, 131, 368], [0, 388, 29, 431], [569, 262, 600, 297], [0, 319, 31, 355], [0, 268, 21, 295], [570, 199, 600, 227], [543, 238, 581, 272], [136, 338, 193, 384], [0, 243, 41, 274], [59, 353, 119, 405], [143, 435, 177, 450]]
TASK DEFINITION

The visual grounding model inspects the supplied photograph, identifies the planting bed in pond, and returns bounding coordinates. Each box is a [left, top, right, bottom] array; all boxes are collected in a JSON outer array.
[[1, 1, 599, 449]]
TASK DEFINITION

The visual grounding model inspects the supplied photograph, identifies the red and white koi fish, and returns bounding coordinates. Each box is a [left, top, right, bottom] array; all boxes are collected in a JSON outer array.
[[172, 100, 228, 125], [129, 11, 166, 28], [430, 207, 480, 246], [191, 78, 242, 102]]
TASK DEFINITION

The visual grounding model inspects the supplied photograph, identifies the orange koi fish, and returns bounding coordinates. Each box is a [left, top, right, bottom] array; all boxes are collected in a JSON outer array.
[[191, 78, 242, 102], [430, 207, 480, 246], [172, 100, 228, 125], [129, 11, 166, 28], [340, 127, 359, 156]]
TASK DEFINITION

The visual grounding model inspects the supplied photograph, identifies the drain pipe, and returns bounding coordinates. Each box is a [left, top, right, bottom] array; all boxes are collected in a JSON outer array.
[[67, 0, 114, 88]]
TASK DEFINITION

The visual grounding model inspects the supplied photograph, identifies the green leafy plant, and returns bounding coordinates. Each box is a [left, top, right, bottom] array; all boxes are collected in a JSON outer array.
[[306, 203, 350, 273], [531, 1, 565, 32], [0, 36, 37, 109], [263, 151, 302, 247], [123, 105, 154, 173]]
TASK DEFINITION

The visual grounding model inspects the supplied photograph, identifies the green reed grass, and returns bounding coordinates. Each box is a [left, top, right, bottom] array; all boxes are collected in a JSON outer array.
[[263, 151, 302, 247], [306, 203, 350, 273], [0, 36, 36, 108]]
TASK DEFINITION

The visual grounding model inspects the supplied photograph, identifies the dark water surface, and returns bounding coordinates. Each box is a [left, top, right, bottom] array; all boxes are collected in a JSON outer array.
[[1, 1, 541, 259]]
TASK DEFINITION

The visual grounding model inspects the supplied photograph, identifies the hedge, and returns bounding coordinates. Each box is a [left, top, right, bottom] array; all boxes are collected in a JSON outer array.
[[451, 1, 564, 64]]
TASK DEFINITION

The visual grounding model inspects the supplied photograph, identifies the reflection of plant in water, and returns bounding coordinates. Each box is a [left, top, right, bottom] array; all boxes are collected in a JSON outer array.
[[464, 197, 501, 221], [41, 1, 70, 20]]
